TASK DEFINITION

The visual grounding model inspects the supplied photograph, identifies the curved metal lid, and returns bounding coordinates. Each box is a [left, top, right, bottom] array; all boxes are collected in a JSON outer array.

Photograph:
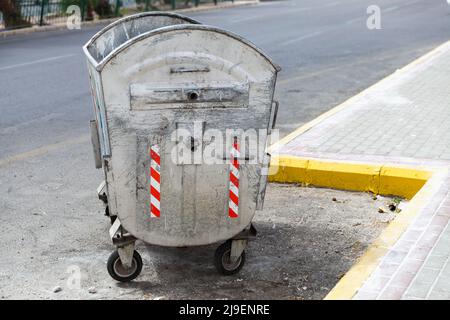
[[86, 23, 281, 73], [84, 12, 201, 65]]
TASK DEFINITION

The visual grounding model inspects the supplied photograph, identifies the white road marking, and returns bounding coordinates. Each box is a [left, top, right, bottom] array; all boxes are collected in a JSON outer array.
[[0, 134, 89, 168], [383, 0, 422, 14], [345, 0, 418, 26], [345, 17, 363, 25], [0, 54, 76, 71], [232, 1, 342, 23], [319, 1, 342, 9], [280, 31, 324, 46], [384, 6, 399, 13]]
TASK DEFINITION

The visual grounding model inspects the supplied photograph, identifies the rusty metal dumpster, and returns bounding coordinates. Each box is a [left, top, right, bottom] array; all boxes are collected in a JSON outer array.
[[83, 12, 280, 281]]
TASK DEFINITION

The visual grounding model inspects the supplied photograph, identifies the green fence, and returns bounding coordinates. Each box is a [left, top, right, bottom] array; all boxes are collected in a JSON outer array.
[[0, 0, 234, 31]]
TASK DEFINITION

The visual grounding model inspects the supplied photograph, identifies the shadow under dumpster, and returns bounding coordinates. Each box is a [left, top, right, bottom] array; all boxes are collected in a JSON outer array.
[[112, 184, 395, 300]]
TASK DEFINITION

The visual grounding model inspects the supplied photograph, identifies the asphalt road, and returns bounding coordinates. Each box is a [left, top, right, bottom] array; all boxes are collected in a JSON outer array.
[[1, 0, 450, 159], [1, 0, 450, 299]]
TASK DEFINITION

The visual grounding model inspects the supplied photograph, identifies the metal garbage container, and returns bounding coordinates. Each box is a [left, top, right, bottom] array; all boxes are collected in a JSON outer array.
[[83, 12, 280, 281]]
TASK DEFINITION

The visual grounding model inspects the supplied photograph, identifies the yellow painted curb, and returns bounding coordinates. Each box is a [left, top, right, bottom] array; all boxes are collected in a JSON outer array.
[[379, 166, 432, 200], [269, 156, 430, 200], [269, 155, 446, 300]]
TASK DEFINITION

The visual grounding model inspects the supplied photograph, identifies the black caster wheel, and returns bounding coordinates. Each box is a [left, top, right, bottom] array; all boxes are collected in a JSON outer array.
[[214, 241, 246, 275], [107, 250, 142, 282]]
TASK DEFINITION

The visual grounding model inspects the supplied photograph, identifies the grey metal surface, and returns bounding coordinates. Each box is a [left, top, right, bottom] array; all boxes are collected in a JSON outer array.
[[83, 14, 279, 246], [89, 120, 102, 168], [85, 12, 201, 64], [84, 13, 202, 159]]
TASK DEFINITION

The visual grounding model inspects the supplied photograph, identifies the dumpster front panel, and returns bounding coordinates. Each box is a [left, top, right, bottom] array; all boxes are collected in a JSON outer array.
[[97, 26, 278, 246]]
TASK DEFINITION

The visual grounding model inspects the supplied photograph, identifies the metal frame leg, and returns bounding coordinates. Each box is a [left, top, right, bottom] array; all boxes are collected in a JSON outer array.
[[117, 242, 135, 269], [109, 217, 137, 269], [230, 239, 247, 263]]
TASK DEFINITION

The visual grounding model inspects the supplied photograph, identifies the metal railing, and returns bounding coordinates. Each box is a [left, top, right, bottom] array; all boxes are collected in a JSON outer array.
[[0, 1, 66, 29], [0, 0, 234, 31]]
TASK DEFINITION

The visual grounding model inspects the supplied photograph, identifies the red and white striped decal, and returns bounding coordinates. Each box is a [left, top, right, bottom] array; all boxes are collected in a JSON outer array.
[[228, 139, 240, 218], [149, 144, 161, 218]]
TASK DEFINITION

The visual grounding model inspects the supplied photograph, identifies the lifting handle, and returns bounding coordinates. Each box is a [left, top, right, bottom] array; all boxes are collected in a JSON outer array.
[[90, 120, 102, 169], [271, 100, 279, 129]]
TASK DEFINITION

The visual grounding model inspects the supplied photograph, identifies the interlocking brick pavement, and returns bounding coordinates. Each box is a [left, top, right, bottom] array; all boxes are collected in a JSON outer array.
[[275, 40, 450, 299], [280, 42, 450, 162]]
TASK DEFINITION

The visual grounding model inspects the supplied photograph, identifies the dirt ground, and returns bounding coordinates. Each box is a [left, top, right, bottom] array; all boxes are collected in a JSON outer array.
[[0, 141, 401, 300]]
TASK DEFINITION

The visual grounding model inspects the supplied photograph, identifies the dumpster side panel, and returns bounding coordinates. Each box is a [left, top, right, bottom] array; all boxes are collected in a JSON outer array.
[[86, 62, 119, 217]]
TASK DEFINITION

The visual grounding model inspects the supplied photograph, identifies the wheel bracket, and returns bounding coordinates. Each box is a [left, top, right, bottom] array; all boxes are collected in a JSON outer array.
[[109, 217, 136, 246], [117, 242, 135, 269], [230, 239, 247, 264], [97, 180, 108, 204], [232, 223, 257, 240]]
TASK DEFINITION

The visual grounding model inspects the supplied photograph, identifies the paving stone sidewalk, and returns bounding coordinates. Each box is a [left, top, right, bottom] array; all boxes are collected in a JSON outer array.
[[276, 40, 450, 299]]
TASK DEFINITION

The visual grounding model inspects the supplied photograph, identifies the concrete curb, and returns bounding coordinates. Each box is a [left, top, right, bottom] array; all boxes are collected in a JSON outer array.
[[0, 0, 259, 39], [268, 39, 450, 300]]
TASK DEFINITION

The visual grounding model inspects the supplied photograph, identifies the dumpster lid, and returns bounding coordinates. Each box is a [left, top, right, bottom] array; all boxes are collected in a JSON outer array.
[[85, 23, 281, 73], [84, 12, 201, 66]]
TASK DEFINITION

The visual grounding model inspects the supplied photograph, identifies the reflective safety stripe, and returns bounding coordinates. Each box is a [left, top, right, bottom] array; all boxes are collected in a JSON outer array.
[[150, 144, 161, 218], [228, 139, 240, 218]]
